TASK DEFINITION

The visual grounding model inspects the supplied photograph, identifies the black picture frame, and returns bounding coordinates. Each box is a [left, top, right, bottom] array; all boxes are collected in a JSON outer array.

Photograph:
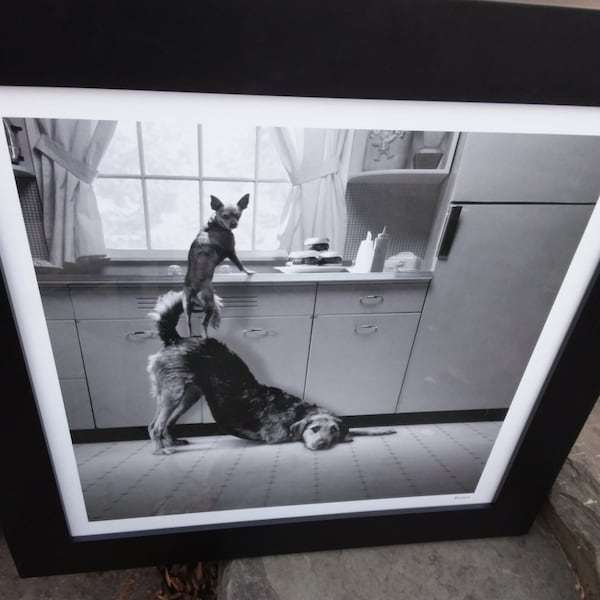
[[1, 0, 600, 578]]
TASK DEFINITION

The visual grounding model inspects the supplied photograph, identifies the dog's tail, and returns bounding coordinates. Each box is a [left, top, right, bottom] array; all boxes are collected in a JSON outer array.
[[348, 428, 397, 437], [149, 290, 184, 345]]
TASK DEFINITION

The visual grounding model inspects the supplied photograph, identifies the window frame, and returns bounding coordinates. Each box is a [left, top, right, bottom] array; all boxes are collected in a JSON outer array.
[[95, 122, 291, 260]]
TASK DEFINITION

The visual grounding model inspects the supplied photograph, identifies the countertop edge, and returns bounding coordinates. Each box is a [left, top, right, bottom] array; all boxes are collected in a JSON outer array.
[[36, 271, 433, 287]]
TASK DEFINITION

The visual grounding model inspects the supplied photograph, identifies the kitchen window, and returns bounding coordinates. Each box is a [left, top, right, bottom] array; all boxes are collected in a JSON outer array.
[[94, 121, 292, 258]]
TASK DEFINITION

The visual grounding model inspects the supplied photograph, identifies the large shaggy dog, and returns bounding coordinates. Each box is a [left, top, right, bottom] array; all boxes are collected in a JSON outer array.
[[147, 291, 394, 454]]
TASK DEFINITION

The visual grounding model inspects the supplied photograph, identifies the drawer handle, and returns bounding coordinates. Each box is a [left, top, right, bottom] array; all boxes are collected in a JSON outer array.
[[243, 328, 269, 337], [354, 325, 378, 335], [359, 295, 384, 305], [126, 330, 156, 341]]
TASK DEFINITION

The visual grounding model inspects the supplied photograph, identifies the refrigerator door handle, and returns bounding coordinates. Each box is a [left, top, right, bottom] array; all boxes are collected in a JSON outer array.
[[437, 205, 463, 260]]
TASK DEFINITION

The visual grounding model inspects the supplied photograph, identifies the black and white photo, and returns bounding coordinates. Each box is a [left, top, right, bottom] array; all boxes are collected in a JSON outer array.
[[1, 87, 599, 553]]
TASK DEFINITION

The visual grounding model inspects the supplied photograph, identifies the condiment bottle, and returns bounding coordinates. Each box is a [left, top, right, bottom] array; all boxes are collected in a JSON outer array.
[[354, 231, 374, 272], [370, 226, 390, 272]]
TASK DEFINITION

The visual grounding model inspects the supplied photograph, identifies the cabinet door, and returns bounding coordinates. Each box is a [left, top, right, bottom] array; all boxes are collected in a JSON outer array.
[[304, 313, 420, 416], [60, 379, 95, 430], [451, 133, 600, 204], [213, 315, 312, 400], [397, 203, 593, 413], [45, 320, 96, 430], [77, 319, 203, 428], [77, 316, 312, 428], [40, 287, 75, 319], [46, 320, 86, 379]]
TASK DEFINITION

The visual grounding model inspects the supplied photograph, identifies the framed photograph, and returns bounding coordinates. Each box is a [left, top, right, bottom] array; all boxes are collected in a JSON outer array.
[[1, 0, 600, 578]]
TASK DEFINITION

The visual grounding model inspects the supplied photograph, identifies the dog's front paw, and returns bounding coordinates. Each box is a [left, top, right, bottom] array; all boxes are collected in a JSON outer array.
[[244, 269, 255, 276]]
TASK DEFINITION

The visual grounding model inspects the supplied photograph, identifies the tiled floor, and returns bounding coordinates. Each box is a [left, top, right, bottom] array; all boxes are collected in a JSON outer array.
[[74, 421, 502, 521]]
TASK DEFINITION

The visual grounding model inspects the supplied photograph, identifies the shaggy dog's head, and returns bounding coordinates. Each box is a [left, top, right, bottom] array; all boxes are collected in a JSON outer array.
[[290, 413, 349, 450]]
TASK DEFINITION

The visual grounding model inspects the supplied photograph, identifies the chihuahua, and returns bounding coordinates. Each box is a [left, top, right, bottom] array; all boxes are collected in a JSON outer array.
[[183, 194, 254, 336]]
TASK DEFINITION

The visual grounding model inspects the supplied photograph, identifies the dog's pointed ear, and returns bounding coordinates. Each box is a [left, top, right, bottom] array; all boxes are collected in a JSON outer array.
[[237, 194, 250, 211], [210, 195, 224, 211], [290, 419, 308, 440]]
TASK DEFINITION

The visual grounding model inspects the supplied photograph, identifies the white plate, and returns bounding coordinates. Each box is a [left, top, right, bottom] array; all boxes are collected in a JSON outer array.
[[275, 265, 348, 273]]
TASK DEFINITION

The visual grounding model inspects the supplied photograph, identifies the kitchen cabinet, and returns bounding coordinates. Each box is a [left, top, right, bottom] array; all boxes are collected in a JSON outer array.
[[213, 316, 312, 398], [72, 284, 316, 428], [40, 288, 95, 430], [450, 133, 600, 204], [70, 285, 194, 428], [59, 380, 96, 430], [40, 278, 432, 432], [77, 319, 167, 427], [207, 316, 313, 422], [396, 203, 594, 413], [202, 284, 315, 422], [304, 283, 426, 416]]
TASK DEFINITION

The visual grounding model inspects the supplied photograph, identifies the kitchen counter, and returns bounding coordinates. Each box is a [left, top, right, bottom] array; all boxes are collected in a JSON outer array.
[[36, 270, 433, 287]]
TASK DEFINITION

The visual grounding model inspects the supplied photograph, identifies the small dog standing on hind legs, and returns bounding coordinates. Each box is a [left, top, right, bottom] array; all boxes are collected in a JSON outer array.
[[147, 291, 396, 455], [183, 193, 254, 337]]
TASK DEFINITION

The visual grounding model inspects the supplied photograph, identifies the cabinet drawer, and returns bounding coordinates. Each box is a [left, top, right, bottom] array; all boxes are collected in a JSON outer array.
[[71, 284, 316, 319], [218, 285, 315, 317], [71, 286, 174, 319], [314, 283, 427, 315]]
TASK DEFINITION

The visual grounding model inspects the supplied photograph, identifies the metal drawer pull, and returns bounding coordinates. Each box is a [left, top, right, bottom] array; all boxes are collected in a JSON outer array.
[[354, 325, 378, 335], [359, 295, 384, 305], [126, 330, 156, 340], [243, 328, 269, 337]]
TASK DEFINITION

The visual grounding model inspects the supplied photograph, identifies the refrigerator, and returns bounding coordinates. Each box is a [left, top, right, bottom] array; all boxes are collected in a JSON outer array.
[[395, 133, 600, 415]]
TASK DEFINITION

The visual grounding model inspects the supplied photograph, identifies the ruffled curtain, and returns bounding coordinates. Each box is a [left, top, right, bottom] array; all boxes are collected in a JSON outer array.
[[28, 119, 116, 268], [271, 128, 353, 254]]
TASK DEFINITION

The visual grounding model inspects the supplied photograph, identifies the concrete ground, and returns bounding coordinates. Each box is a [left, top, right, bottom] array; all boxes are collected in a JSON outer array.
[[218, 520, 581, 600], [1, 401, 598, 600]]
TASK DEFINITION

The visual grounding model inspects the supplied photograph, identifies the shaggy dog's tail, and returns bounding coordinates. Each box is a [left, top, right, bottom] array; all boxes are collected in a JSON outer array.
[[149, 291, 184, 345], [149, 290, 223, 345]]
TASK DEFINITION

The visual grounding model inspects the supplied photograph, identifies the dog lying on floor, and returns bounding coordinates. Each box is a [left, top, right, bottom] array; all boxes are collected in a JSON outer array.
[[147, 290, 395, 455]]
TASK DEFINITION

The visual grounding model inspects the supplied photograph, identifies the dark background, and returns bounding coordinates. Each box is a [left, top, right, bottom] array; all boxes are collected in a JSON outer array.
[[2, 0, 600, 106], [2, 0, 600, 577]]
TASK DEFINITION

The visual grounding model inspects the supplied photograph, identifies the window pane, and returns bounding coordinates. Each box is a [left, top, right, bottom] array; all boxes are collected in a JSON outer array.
[[98, 121, 140, 175], [255, 182, 290, 250], [203, 181, 254, 250], [142, 121, 199, 176], [202, 124, 255, 178], [146, 180, 200, 249], [257, 127, 288, 180], [95, 179, 146, 249]]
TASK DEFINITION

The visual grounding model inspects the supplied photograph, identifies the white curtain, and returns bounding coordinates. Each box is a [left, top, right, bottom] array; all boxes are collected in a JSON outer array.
[[28, 119, 116, 268], [271, 128, 354, 254]]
